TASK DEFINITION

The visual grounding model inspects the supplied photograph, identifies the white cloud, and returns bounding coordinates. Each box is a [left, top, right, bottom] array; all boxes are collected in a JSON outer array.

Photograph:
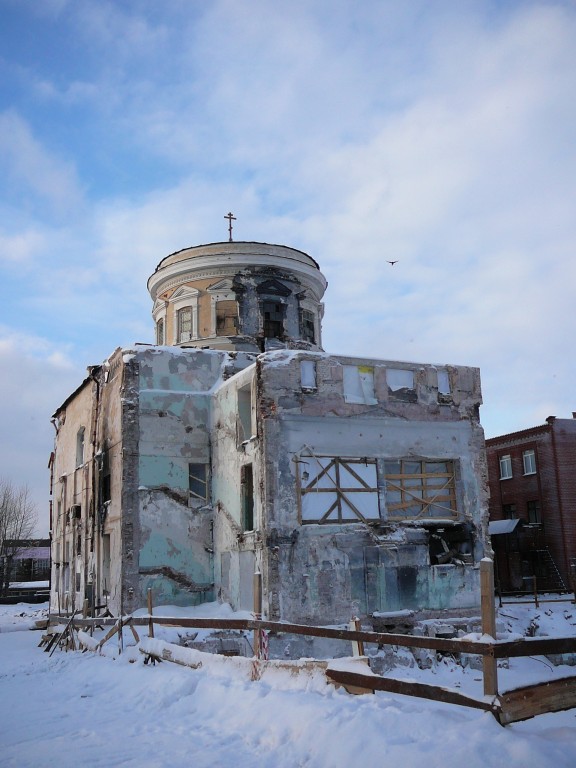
[[1, 0, 576, 509], [0, 111, 84, 217], [0, 328, 82, 533]]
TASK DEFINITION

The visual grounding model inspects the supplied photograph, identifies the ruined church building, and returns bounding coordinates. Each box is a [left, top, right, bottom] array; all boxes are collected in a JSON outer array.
[[49, 239, 490, 633]]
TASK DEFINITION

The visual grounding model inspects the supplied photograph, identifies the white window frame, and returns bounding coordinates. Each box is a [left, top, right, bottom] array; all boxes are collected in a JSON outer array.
[[499, 455, 513, 480], [523, 449, 536, 475], [171, 286, 199, 343]]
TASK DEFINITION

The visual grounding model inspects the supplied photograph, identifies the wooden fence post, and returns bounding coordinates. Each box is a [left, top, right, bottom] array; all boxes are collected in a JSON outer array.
[[480, 558, 498, 697], [253, 571, 262, 658], [147, 588, 154, 639], [349, 617, 364, 656]]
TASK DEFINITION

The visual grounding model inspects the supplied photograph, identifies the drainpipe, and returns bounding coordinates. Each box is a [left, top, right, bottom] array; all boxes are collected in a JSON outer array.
[[549, 418, 570, 584], [88, 367, 101, 616]]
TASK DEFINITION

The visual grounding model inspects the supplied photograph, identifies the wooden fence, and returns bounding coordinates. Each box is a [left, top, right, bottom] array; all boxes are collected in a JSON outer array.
[[44, 561, 576, 726]]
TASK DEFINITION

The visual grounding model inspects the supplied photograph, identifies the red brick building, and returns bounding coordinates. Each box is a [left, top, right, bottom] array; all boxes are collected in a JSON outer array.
[[485, 415, 576, 594]]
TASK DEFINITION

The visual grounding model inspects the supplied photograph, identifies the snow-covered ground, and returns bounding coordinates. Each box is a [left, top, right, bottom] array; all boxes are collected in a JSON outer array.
[[1, 600, 576, 767]]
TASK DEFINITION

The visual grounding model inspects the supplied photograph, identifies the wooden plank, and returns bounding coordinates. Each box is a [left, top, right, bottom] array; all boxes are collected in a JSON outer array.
[[46, 613, 576, 660], [481, 559, 498, 696], [498, 676, 576, 725], [493, 636, 576, 658], [326, 669, 497, 713]]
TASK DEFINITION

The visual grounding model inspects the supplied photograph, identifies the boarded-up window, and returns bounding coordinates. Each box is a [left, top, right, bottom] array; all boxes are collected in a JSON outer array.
[[384, 459, 457, 519], [437, 370, 450, 395], [387, 368, 414, 391], [216, 300, 238, 336], [300, 360, 317, 390], [298, 457, 380, 524], [343, 365, 377, 405]]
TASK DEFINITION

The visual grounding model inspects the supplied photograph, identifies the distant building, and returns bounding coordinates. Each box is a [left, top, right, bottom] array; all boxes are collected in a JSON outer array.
[[49, 240, 490, 630], [486, 415, 576, 594]]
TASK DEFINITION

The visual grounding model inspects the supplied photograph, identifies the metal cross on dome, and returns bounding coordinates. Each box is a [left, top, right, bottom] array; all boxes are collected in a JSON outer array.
[[224, 212, 236, 242]]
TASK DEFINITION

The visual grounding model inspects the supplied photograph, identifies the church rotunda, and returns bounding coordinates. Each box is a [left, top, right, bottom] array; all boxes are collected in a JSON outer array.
[[147, 241, 327, 354]]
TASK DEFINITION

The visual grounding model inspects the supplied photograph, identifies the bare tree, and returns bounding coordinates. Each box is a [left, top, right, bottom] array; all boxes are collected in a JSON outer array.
[[0, 478, 38, 596]]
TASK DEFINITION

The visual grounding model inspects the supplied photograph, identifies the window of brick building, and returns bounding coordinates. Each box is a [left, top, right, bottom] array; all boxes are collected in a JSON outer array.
[[523, 449, 536, 475], [499, 454, 512, 480], [503, 503, 517, 519], [527, 500, 541, 524]]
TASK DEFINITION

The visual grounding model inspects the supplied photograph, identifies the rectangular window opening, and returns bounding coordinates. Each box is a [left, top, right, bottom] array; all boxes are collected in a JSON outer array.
[[527, 500, 541, 525], [499, 455, 512, 480], [343, 365, 377, 405], [156, 317, 165, 345], [189, 463, 209, 502], [387, 368, 415, 392], [298, 456, 380, 524], [384, 459, 458, 520], [301, 310, 316, 344], [177, 307, 193, 343], [262, 301, 284, 339], [237, 385, 253, 443], [241, 464, 254, 531], [300, 360, 317, 390], [523, 449, 536, 475], [503, 503, 517, 519], [216, 300, 238, 336], [437, 370, 451, 395]]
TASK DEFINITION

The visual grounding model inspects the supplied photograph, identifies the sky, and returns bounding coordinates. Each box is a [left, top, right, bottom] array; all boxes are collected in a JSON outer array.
[[2, 599, 576, 766], [1, 0, 575, 534]]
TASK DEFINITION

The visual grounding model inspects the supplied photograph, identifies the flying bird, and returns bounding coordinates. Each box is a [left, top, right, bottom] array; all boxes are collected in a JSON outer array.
[[387, 260, 398, 266]]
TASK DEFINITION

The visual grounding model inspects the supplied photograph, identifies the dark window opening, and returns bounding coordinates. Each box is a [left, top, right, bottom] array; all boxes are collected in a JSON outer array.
[[189, 463, 209, 502], [241, 464, 254, 531], [503, 504, 517, 519], [100, 448, 111, 507], [527, 500, 541, 525], [301, 310, 315, 344], [262, 301, 284, 339], [428, 524, 474, 565]]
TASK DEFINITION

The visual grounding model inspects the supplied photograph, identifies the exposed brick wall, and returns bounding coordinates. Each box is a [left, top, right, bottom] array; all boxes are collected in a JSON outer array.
[[486, 417, 576, 589]]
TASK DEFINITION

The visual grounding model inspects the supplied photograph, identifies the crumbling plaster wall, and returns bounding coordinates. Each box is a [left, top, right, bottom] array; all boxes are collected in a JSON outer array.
[[257, 351, 490, 625], [97, 350, 131, 615], [50, 378, 97, 615], [211, 364, 263, 611], [131, 347, 255, 610]]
